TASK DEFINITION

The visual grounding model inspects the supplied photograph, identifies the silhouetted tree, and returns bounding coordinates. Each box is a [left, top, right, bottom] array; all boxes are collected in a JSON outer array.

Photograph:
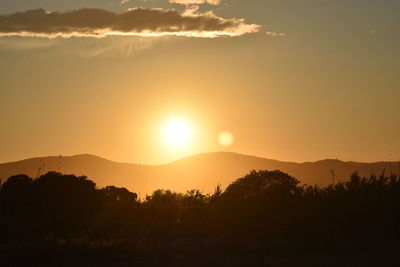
[[1, 170, 400, 266]]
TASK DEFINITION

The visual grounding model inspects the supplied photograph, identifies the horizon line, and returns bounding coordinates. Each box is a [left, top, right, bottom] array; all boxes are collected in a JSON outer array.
[[1, 151, 399, 166]]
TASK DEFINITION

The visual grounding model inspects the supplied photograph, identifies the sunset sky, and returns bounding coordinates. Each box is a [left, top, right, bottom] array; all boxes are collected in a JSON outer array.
[[1, 0, 399, 164]]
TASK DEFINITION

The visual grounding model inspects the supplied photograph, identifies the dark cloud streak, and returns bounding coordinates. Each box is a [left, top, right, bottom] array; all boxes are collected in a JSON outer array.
[[0, 8, 259, 38]]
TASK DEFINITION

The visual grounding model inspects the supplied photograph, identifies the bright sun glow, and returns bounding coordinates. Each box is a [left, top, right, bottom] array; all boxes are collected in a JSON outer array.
[[163, 118, 192, 147], [219, 131, 234, 147]]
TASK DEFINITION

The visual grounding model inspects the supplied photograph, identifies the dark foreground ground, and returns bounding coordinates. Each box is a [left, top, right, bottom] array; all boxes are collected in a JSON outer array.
[[1, 242, 399, 266], [1, 171, 400, 266]]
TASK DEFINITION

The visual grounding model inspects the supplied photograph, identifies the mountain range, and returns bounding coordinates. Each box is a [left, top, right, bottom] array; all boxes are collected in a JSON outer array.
[[1, 152, 399, 196]]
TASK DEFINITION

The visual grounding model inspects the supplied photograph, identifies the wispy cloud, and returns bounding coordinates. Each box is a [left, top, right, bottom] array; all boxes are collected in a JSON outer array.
[[266, 31, 286, 37], [0, 37, 57, 50], [168, 0, 221, 14], [0, 8, 259, 38], [80, 37, 159, 58], [169, 0, 220, 5]]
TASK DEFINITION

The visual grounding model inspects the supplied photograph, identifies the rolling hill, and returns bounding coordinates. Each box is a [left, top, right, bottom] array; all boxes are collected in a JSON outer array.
[[0, 152, 398, 196]]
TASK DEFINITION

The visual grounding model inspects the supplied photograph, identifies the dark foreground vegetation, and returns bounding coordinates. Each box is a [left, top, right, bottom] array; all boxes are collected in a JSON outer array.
[[1, 170, 400, 266]]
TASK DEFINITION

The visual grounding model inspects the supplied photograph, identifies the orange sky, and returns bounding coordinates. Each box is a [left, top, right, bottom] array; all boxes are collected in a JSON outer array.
[[0, 0, 399, 164]]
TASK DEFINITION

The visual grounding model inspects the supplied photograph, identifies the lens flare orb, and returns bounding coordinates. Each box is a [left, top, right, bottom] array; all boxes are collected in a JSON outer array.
[[219, 131, 234, 147]]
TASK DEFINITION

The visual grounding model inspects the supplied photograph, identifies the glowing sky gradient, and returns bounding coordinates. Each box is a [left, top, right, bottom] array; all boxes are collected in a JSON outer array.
[[0, 0, 399, 164]]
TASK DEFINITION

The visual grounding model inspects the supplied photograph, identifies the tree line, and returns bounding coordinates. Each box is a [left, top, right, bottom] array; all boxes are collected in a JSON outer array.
[[0, 170, 399, 266]]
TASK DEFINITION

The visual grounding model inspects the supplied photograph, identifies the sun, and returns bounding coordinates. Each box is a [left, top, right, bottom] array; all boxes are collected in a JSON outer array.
[[163, 117, 192, 147]]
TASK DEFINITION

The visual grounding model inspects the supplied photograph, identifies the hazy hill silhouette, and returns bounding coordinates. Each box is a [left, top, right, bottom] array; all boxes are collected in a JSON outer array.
[[0, 152, 398, 196]]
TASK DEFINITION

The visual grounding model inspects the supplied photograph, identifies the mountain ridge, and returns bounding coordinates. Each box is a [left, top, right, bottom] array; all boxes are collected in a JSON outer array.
[[1, 152, 399, 196], [2, 152, 392, 166]]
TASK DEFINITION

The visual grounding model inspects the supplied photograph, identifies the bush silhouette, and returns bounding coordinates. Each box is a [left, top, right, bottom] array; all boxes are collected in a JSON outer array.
[[1, 170, 399, 266]]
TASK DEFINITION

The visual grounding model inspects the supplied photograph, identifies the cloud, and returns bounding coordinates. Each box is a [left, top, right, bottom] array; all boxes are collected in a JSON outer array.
[[169, 0, 221, 5], [0, 38, 57, 50], [182, 5, 201, 15], [79, 37, 158, 58], [266, 31, 286, 37], [0, 8, 259, 38]]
